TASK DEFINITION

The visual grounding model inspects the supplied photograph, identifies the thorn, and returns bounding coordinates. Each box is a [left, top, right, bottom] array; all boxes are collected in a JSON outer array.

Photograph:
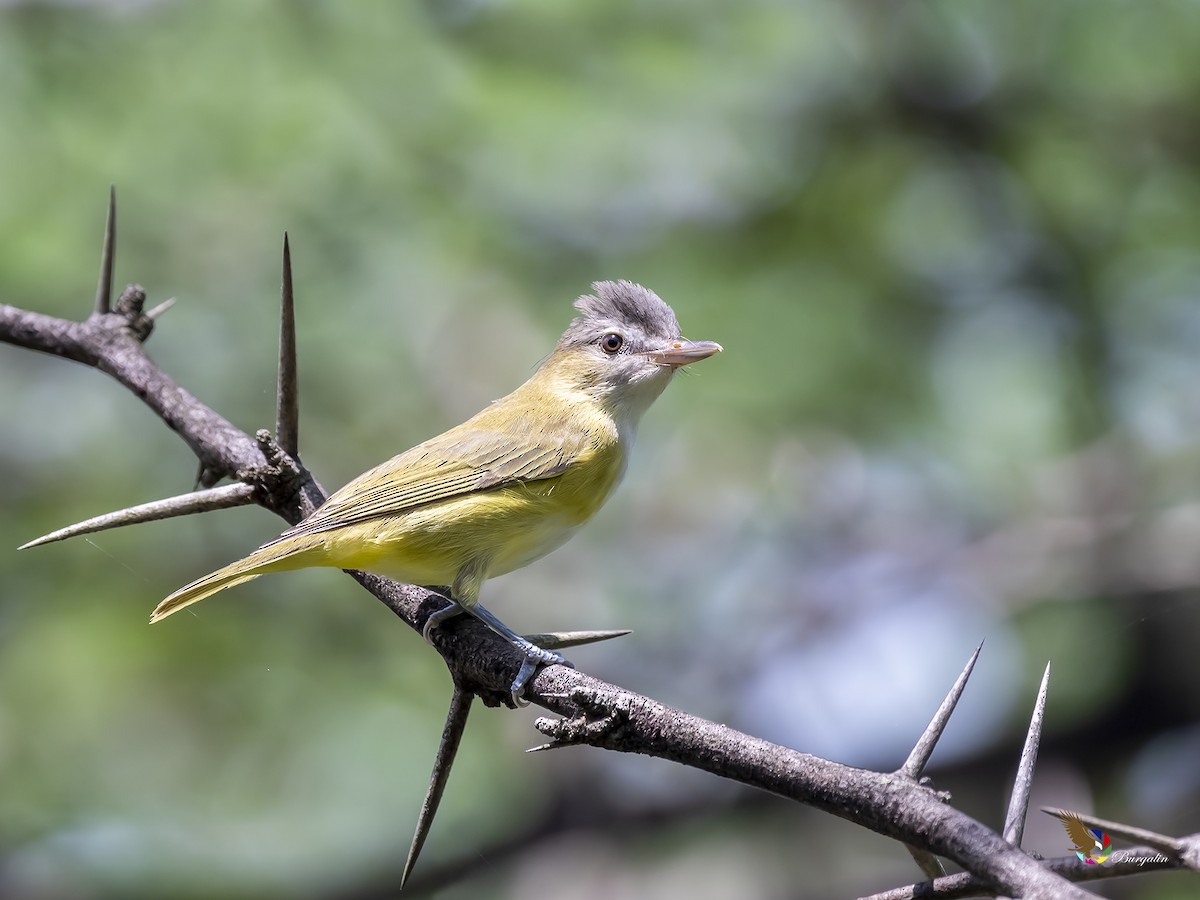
[[275, 233, 299, 459], [94, 186, 116, 315], [402, 687, 474, 890], [146, 297, 177, 320], [18, 483, 256, 550], [903, 844, 945, 879], [900, 641, 983, 778], [530, 695, 629, 748], [1003, 662, 1051, 845], [194, 460, 213, 491], [523, 629, 633, 650]]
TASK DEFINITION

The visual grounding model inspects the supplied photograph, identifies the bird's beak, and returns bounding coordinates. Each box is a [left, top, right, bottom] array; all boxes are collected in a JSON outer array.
[[642, 339, 723, 368]]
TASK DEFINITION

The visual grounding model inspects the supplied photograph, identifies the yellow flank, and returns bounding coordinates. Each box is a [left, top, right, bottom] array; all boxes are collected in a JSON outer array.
[[318, 441, 625, 589]]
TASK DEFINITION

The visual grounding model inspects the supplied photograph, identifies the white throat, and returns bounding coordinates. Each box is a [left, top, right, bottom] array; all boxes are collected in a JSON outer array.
[[607, 367, 676, 447]]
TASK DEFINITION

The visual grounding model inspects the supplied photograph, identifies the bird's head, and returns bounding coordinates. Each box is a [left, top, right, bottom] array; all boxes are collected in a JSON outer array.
[[546, 280, 722, 430]]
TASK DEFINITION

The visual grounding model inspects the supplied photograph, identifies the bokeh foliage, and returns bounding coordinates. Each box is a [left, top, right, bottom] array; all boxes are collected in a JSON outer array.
[[3, 2, 1200, 897]]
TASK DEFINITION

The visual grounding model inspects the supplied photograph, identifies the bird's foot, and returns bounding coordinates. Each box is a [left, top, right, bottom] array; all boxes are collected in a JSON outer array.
[[465, 603, 573, 704], [422, 597, 574, 703], [421, 599, 464, 643], [508, 641, 574, 706]]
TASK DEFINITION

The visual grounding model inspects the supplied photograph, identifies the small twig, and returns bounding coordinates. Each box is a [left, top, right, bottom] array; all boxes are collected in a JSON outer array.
[[18, 482, 257, 550], [531, 685, 630, 751]]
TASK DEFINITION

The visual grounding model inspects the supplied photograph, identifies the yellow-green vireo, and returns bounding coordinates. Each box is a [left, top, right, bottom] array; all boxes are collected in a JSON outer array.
[[152, 281, 722, 695]]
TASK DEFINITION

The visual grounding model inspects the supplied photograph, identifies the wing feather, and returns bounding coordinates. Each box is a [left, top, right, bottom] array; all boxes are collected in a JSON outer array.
[[268, 412, 591, 545]]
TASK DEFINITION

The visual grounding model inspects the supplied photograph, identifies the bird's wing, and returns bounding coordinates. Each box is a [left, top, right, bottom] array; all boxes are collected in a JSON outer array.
[[269, 419, 593, 543], [1055, 812, 1096, 853]]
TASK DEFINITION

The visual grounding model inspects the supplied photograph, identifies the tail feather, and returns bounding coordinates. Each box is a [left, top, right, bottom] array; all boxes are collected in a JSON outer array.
[[150, 538, 317, 623], [151, 569, 265, 622]]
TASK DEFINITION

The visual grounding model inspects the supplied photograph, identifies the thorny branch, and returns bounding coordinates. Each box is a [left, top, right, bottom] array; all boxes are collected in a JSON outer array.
[[3, 195, 1196, 898]]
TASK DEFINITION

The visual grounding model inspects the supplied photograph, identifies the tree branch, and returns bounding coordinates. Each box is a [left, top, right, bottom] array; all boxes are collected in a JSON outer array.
[[6, 198, 1188, 898], [2, 299, 264, 486]]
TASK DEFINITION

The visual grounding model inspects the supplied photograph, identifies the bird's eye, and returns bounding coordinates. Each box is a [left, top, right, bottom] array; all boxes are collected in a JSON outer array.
[[600, 333, 624, 354]]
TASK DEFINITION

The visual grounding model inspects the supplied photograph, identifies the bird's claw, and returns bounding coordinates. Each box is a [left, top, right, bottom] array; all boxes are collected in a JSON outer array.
[[422, 599, 463, 643], [422, 597, 575, 703], [510, 646, 574, 705]]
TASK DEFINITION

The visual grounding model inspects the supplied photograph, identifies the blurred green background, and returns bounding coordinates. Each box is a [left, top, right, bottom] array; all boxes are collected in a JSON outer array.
[[3, 2, 1200, 898]]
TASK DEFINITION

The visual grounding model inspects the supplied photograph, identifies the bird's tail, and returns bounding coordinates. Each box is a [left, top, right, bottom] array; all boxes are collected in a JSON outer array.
[[149, 536, 318, 623]]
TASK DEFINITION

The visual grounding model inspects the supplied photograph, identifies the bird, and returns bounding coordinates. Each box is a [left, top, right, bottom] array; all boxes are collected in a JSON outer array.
[[150, 280, 722, 696]]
